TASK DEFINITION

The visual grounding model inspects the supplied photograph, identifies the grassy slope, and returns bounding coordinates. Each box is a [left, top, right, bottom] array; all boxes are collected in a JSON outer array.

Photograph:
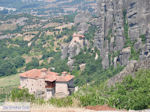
[[0, 74, 19, 88], [0, 74, 19, 102]]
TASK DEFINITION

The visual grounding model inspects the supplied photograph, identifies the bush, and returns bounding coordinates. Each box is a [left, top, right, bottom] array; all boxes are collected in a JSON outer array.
[[140, 34, 146, 44], [73, 69, 150, 110], [108, 70, 150, 110], [25, 58, 39, 70], [0, 61, 17, 76], [12, 56, 25, 68], [10, 88, 35, 102], [49, 97, 73, 107]]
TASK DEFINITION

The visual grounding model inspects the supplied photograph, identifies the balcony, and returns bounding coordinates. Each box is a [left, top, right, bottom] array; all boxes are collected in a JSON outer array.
[[45, 81, 55, 89]]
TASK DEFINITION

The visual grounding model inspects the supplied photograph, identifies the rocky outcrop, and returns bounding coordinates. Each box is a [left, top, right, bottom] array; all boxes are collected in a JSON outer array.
[[140, 25, 150, 59], [61, 11, 92, 70], [107, 59, 150, 86], [61, 44, 69, 59], [94, 0, 150, 69], [126, 0, 150, 41], [118, 47, 131, 66], [61, 0, 150, 70], [74, 11, 92, 33], [61, 33, 88, 70]]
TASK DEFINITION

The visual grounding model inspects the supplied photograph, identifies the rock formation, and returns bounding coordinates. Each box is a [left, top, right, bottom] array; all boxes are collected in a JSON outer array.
[[61, 0, 150, 70], [107, 59, 150, 86], [94, 0, 150, 69], [61, 33, 88, 70]]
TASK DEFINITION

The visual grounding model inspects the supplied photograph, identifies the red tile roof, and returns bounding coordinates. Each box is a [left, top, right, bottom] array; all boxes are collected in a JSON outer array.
[[20, 68, 74, 82], [20, 69, 42, 79], [45, 75, 57, 82], [73, 33, 85, 38], [56, 74, 74, 82]]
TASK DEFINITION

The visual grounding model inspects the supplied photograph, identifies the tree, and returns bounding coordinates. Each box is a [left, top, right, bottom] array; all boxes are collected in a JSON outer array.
[[12, 56, 25, 68], [0, 61, 17, 76], [25, 58, 39, 70]]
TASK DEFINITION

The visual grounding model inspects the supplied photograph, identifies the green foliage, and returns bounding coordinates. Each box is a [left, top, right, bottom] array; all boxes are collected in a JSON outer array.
[[77, 92, 106, 106], [123, 9, 129, 40], [64, 13, 77, 23], [10, 88, 35, 102], [25, 58, 39, 70], [64, 35, 73, 43], [0, 61, 17, 76], [106, 29, 112, 43], [84, 25, 97, 41], [130, 47, 140, 60], [12, 56, 25, 68], [56, 26, 76, 39], [0, 94, 7, 102], [0, 38, 28, 76], [49, 96, 73, 107], [49, 52, 69, 73], [73, 48, 123, 86], [108, 70, 150, 110], [123, 9, 140, 60], [140, 34, 146, 44], [72, 69, 150, 110], [42, 51, 57, 59]]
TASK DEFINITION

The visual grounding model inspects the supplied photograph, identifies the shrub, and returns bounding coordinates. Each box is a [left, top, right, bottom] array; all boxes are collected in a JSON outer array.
[[10, 88, 35, 102], [49, 97, 73, 107], [140, 34, 146, 44], [108, 70, 150, 110], [25, 58, 39, 70]]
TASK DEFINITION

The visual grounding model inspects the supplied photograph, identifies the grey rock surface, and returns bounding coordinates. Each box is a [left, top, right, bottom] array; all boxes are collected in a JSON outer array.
[[61, 0, 150, 70], [94, 0, 150, 69], [107, 59, 150, 87]]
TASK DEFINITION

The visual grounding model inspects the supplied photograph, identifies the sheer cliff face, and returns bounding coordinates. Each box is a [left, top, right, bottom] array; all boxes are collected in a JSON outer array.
[[126, 0, 150, 40], [61, 0, 150, 70], [95, 0, 150, 69]]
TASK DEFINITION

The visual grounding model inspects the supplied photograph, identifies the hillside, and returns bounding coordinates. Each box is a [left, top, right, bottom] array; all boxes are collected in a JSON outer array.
[[0, 13, 77, 77], [0, 74, 19, 102]]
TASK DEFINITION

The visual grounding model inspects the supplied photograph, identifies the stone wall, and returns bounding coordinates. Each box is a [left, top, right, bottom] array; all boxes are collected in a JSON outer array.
[[20, 77, 46, 95], [20, 77, 74, 99], [46, 88, 55, 99], [55, 82, 69, 98]]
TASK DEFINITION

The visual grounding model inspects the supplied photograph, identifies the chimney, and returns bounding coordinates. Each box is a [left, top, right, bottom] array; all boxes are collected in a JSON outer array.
[[62, 71, 68, 76]]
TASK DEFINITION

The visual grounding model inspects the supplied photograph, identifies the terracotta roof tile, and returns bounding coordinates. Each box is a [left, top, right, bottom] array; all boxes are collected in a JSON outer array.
[[47, 71, 58, 76], [56, 74, 74, 82], [41, 68, 47, 72], [73, 33, 85, 38], [20, 69, 74, 82], [45, 75, 57, 82], [20, 69, 42, 79]]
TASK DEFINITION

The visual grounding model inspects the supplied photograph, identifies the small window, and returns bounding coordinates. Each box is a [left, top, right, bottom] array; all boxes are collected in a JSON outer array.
[[144, 52, 148, 55]]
